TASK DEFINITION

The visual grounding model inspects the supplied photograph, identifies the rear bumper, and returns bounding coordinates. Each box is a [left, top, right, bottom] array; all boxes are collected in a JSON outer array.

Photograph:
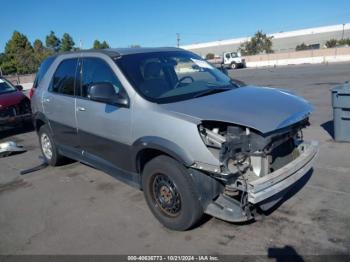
[[247, 140, 319, 204]]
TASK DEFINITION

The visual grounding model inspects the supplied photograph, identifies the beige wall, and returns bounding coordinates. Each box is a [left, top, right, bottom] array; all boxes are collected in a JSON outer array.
[[243, 47, 350, 62], [3, 74, 36, 85]]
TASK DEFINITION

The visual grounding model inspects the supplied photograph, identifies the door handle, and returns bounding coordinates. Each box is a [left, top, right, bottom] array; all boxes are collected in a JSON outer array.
[[77, 106, 86, 111]]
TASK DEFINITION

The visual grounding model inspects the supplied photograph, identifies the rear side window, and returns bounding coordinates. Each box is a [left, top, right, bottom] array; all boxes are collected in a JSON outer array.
[[80, 57, 122, 98], [50, 58, 78, 96], [33, 56, 55, 89]]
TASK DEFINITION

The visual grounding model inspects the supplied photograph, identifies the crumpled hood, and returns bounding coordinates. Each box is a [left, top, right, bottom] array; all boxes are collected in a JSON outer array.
[[161, 86, 313, 134]]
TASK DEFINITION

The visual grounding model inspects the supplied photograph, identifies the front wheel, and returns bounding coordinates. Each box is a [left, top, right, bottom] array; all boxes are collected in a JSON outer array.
[[142, 155, 203, 231], [231, 62, 237, 69]]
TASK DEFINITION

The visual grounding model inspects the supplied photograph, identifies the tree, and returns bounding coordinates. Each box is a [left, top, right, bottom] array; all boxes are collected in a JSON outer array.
[[33, 39, 52, 68], [205, 53, 215, 60], [0, 53, 5, 75], [93, 40, 102, 49], [325, 39, 337, 48], [33, 39, 44, 52], [93, 40, 110, 49], [60, 33, 75, 52], [295, 43, 309, 51], [100, 41, 110, 49], [239, 31, 273, 56], [338, 38, 350, 46], [2, 31, 36, 74], [46, 31, 61, 52]]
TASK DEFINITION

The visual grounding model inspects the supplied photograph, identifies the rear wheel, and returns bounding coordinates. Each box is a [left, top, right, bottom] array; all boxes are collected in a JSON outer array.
[[38, 125, 65, 166], [142, 155, 203, 231]]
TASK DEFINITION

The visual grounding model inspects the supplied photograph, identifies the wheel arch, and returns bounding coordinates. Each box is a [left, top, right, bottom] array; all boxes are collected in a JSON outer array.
[[132, 136, 195, 175], [33, 112, 49, 133]]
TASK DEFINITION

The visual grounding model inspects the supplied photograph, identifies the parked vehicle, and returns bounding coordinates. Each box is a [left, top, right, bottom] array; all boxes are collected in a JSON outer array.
[[207, 52, 246, 69], [0, 77, 32, 130], [31, 47, 318, 230]]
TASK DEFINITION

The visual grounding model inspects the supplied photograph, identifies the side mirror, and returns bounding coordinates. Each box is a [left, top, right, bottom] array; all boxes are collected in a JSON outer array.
[[15, 85, 23, 91], [88, 82, 129, 107]]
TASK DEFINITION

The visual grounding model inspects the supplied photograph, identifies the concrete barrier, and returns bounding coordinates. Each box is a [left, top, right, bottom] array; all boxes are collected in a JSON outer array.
[[243, 47, 350, 68]]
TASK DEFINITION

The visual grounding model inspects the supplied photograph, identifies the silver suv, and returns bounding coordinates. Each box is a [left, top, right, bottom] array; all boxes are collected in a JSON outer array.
[[31, 47, 318, 230]]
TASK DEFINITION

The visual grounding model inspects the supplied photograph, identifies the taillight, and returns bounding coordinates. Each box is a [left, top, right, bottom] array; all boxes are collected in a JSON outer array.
[[29, 87, 35, 99]]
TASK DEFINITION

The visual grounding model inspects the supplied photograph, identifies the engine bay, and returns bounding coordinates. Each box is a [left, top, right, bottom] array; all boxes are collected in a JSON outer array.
[[198, 119, 309, 181]]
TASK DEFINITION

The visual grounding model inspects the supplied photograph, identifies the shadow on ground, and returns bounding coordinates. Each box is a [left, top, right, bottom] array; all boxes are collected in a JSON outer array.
[[0, 123, 34, 140], [257, 169, 313, 216], [268, 245, 304, 262], [321, 120, 334, 139]]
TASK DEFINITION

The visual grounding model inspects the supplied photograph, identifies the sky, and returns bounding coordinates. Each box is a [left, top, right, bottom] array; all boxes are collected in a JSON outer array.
[[1, 0, 350, 52]]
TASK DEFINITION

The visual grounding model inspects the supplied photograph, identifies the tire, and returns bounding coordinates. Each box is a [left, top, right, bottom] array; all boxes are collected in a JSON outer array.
[[231, 62, 237, 69], [38, 125, 65, 166], [142, 155, 203, 231]]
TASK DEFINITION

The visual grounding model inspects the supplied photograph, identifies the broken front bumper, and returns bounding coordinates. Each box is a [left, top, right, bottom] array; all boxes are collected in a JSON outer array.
[[204, 140, 318, 222], [247, 140, 319, 204]]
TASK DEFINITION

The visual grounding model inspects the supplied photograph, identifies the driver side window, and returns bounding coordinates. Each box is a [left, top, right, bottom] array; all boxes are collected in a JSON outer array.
[[80, 57, 122, 98]]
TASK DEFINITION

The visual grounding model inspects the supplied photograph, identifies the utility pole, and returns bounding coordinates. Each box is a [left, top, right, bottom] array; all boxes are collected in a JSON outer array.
[[176, 33, 180, 47], [342, 23, 345, 40]]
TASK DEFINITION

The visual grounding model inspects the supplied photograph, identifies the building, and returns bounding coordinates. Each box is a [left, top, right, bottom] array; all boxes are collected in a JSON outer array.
[[181, 23, 350, 57]]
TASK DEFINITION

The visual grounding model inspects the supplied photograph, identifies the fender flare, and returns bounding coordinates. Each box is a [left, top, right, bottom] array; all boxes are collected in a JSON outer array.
[[132, 136, 195, 173], [33, 112, 50, 132]]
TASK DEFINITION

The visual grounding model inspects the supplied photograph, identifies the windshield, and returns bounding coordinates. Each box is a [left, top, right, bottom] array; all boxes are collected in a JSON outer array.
[[0, 78, 17, 94], [115, 51, 237, 103]]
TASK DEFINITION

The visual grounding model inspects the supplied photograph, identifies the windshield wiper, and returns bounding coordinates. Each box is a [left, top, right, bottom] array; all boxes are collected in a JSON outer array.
[[193, 87, 231, 98]]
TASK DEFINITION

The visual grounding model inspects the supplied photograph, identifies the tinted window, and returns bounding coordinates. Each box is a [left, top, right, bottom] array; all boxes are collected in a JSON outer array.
[[80, 58, 122, 98], [115, 51, 235, 103], [33, 56, 56, 89], [0, 78, 17, 94], [51, 58, 78, 96]]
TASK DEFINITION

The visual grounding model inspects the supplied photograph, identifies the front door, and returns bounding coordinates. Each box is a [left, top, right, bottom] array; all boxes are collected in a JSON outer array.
[[75, 56, 132, 171]]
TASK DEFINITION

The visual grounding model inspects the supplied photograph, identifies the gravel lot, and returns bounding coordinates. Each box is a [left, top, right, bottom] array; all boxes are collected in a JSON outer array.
[[1, 62, 350, 256]]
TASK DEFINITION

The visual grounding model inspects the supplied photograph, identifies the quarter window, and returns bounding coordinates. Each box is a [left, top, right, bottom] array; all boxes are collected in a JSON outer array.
[[33, 56, 55, 89], [51, 58, 78, 96], [80, 58, 122, 98]]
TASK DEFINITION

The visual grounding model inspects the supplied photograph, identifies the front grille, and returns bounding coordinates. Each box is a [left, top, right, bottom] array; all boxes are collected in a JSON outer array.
[[0, 106, 17, 118]]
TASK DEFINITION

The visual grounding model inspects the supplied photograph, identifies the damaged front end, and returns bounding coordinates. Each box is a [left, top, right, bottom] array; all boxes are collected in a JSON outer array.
[[194, 119, 318, 222]]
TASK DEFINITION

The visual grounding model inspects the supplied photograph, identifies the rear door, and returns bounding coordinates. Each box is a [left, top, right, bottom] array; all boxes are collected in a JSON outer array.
[[42, 58, 80, 150], [75, 56, 132, 171]]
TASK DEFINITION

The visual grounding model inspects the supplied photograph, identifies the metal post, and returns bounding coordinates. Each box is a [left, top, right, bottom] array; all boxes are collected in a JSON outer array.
[[342, 23, 345, 40]]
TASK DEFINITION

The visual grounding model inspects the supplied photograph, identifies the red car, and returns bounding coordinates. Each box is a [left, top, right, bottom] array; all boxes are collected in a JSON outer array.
[[0, 77, 32, 130]]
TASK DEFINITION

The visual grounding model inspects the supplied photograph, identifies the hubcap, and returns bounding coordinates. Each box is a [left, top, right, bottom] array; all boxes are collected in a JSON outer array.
[[152, 174, 181, 217], [41, 133, 53, 160]]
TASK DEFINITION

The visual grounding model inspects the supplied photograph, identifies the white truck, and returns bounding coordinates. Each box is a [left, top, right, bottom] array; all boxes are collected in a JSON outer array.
[[208, 52, 246, 69]]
